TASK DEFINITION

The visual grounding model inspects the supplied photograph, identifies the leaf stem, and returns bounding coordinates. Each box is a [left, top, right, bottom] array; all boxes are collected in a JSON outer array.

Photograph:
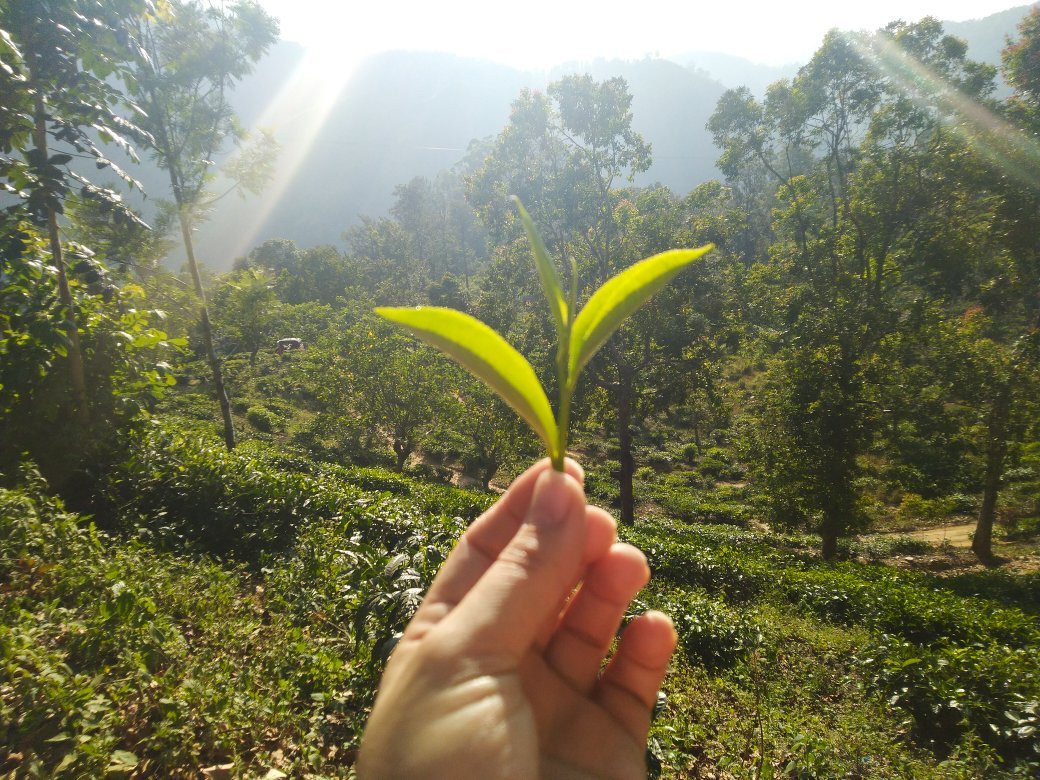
[[552, 257, 580, 471]]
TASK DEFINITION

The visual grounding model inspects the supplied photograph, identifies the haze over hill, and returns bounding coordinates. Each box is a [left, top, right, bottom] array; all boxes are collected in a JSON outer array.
[[172, 4, 1035, 269]]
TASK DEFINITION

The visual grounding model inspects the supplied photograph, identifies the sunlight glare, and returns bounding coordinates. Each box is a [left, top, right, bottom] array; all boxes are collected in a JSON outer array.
[[221, 46, 355, 260], [858, 31, 1040, 191]]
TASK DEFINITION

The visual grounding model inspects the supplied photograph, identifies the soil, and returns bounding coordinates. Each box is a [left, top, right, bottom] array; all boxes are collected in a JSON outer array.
[[901, 522, 976, 547], [871, 521, 1040, 575]]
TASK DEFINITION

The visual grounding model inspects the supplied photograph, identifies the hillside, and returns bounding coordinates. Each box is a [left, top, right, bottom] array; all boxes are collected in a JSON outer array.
[[160, 6, 1036, 270], [3, 421, 1037, 776]]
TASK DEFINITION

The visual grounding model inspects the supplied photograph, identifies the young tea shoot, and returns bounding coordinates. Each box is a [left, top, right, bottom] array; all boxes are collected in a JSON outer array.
[[376, 198, 714, 471]]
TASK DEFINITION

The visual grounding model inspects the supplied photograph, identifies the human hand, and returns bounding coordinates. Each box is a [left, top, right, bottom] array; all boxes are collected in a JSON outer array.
[[357, 459, 677, 779]]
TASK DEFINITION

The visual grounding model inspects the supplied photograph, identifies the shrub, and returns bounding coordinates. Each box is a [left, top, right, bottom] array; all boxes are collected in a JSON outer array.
[[0, 481, 368, 777], [853, 535, 931, 560], [860, 636, 1040, 758], [246, 405, 280, 433], [95, 426, 367, 563], [938, 570, 1040, 614], [897, 493, 956, 522], [653, 591, 761, 670], [785, 566, 1039, 648]]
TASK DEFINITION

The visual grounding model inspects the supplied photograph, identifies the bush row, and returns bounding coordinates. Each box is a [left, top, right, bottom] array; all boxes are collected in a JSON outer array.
[[626, 522, 1040, 763], [92, 426, 489, 565], [0, 479, 368, 777]]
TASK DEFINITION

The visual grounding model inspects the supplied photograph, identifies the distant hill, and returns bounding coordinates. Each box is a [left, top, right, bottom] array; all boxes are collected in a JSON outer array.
[[187, 50, 727, 267], [158, 4, 1034, 269], [666, 51, 800, 96], [945, 4, 1034, 72]]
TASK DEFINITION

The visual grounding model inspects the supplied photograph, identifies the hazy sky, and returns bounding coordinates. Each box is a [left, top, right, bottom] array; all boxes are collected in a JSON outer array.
[[258, 1, 1023, 71]]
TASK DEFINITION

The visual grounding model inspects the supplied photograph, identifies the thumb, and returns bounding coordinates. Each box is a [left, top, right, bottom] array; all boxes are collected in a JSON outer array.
[[436, 469, 586, 661]]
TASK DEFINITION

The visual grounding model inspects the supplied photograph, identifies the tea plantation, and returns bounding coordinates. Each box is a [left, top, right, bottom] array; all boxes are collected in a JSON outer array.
[[1, 423, 1036, 777]]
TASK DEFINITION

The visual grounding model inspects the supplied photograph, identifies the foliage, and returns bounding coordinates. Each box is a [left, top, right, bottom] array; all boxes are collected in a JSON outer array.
[[125, 0, 280, 451], [326, 318, 455, 470], [377, 202, 712, 470], [245, 404, 279, 433], [646, 589, 762, 671], [623, 519, 1040, 764], [4, 8, 1040, 778], [94, 425, 368, 563], [0, 475, 365, 777], [0, 0, 149, 222], [0, 225, 181, 488]]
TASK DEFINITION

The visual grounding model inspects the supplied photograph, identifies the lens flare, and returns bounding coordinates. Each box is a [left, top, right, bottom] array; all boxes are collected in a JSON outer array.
[[853, 30, 1040, 191]]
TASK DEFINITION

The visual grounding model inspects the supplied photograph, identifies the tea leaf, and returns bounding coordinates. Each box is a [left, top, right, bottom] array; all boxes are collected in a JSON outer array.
[[374, 306, 559, 455], [514, 197, 568, 333], [568, 245, 714, 384]]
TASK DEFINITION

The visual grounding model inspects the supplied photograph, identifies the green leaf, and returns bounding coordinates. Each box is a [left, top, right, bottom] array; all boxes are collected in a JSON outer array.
[[568, 245, 714, 384], [375, 306, 559, 456], [107, 750, 138, 772], [513, 197, 567, 333]]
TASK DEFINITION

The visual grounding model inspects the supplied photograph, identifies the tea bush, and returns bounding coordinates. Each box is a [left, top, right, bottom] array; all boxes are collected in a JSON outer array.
[[5, 423, 1039, 775], [653, 489, 751, 526], [647, 589, 762, 670], [939, 569, 1040, 614], [0, 481, 367, 777], [783, 566, 1039, 648], [860, 636, 1040, 761], [95, 426, 367, 563], [245, 404, 280, 432], [627, 520, 1040, 765]]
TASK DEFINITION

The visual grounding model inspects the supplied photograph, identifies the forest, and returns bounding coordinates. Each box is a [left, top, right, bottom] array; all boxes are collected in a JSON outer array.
[[1, 0, 1039, 777]]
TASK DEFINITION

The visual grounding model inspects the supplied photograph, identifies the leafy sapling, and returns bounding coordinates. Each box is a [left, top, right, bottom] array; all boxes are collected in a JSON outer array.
[[376, 198, 713, 472]]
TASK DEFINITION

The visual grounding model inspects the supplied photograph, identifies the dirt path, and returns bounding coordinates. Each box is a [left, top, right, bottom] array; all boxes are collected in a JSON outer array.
[[901, 522, 976, 547]]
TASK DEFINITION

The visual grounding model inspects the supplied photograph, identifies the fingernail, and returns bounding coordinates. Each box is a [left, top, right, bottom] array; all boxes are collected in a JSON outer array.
[[528, 469, 580, 527]]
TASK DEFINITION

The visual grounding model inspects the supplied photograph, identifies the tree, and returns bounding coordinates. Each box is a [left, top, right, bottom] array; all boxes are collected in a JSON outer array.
[[127, 0, 278, 449], [714, 21, 1001, 557], [344, 172, 488, 305], [468, 75, 683, 525], [0, 220, 182, 487], [212, 268, 278, 364], [452, 372, 538, 489], [333, 319, 453, 471], [1003, 5, 1040, 114], [747, 332, 870, 560], [0, 0, 151, 426]]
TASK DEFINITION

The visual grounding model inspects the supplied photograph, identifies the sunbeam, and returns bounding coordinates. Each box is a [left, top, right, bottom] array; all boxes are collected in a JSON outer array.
[[858, 30, 1040, 191], [218, 48, 357, 262]]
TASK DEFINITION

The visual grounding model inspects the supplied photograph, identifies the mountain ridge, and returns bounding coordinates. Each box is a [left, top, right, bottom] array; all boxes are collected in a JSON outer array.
[[169, 4, 1034, 268]]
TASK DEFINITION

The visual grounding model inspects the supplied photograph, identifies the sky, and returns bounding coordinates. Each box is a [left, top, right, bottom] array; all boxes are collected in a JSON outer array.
[[257, 0, 1024, 73]]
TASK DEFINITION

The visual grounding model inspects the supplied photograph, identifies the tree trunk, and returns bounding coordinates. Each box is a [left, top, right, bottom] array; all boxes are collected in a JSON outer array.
[[32, 93, 90, 426], [617, 380, 636, 527], [178, 210, 235, 450], [482, 458, 498, 491], [973, 388, 1010, 563], [820, 513, 839, 561], [394, 441, 410, 471]]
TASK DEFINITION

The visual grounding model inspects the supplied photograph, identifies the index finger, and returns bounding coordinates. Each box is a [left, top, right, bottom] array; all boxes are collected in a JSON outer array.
[[405, 458, 583, 636]]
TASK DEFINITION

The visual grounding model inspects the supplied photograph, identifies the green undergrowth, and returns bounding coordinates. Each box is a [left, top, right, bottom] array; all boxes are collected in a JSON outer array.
[[1, 434, 481, 777], [648, 610, 1002, 778], [1, 477, 366, 777], [91, 424, 489, 565], [626, 522, 1040, 772], [2, 424, 1038, 776]]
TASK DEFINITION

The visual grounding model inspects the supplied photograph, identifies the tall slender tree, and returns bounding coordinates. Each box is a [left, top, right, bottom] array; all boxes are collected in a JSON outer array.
[[127, 0, 277, 449], [468, 75, 664, 525]]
